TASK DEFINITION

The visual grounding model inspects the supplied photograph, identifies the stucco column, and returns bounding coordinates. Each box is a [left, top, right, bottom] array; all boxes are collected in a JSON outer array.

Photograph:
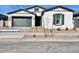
[[0, 20, 3, 28], [32, 16, 35, 27], [42, 16, 44, 27], [8, 16, 12, 27]]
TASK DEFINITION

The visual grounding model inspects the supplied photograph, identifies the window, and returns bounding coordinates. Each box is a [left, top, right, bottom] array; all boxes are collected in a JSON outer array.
[[53, 14, 64, 26], [34, 7, 39, 12]]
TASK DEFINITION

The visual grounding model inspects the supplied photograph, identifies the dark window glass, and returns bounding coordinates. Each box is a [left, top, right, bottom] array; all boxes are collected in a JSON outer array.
[[53, 14, 64, 26], [35, 7, 39, 12]]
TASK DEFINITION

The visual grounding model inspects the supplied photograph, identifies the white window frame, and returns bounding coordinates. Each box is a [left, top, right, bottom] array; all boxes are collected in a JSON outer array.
[[54, 14, 64, 26]]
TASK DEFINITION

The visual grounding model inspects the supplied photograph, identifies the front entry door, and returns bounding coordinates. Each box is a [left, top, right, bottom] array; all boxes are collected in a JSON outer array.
[[35, 16, 42, 26]]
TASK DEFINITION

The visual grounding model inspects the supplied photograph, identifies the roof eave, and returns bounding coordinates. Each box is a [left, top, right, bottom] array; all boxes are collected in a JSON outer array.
[[44, 6, 75, 12], [7, 9, 36, 15], [25, 5, 46, 10]]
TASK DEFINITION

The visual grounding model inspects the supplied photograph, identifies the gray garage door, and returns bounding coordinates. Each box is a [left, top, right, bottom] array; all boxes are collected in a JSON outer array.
[[13, 17, 32, 27], [74, 19, 79, 28]]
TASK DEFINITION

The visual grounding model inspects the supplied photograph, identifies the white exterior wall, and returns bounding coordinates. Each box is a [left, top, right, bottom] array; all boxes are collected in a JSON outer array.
[[8, 10, 35, 27], [27, 7, 44, 12], [42, 9, 74, 29], [0, 20, 3, 27], [27, 7, 45, 16], [8, 16, 12, 27]]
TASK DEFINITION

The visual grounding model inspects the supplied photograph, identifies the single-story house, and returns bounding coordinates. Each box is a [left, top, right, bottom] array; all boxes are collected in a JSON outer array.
[[6, 6, 77, 30], [0, 14, 8, 27], [42, 6, 75, 29]]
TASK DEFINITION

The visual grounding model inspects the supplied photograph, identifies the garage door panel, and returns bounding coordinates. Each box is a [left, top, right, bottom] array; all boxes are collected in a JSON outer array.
[[13, 17, 32, 27]]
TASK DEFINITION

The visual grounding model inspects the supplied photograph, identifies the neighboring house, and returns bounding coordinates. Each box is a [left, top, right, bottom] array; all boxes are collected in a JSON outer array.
[[0, 14, 8, 27], [73, 13, 79, 28], [42, 6, 74, 29], [7, 6, 46, 28]]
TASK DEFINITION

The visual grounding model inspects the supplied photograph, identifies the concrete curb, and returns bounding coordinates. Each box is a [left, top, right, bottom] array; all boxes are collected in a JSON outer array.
[[21, 38, 79, 42], [0, 38, 79, 42]]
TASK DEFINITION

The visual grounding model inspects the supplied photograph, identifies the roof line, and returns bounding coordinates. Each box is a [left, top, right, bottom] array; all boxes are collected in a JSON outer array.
[[25, 5, 46, 10], [7, 9, 36, 15], [7, 9, 23, 14], [44, 6, 75, 12]]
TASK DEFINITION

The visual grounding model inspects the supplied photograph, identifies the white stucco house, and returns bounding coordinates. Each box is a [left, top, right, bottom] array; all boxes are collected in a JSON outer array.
[[42, 6, 74, 29], [0, 14, 8, 27], [6, 6, 76, 30]]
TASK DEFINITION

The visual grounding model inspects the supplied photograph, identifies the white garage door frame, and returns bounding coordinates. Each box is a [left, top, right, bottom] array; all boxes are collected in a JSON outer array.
[[12, 16, 32, 27], [0, 20, 3, 27]]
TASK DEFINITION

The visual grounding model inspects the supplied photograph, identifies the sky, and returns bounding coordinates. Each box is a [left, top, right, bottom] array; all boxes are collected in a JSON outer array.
[[0, 5, 79, 15]]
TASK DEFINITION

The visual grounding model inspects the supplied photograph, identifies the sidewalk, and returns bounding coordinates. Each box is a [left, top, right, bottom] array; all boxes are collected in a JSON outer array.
[[21, 36, 79, 42], [0, 35, 79, 42]]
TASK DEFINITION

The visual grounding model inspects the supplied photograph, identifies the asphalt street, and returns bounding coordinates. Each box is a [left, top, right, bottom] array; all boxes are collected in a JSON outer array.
[[0, 41, 79, 53]]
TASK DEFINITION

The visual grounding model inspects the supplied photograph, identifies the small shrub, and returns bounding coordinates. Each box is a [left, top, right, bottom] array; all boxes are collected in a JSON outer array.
[[73, 27, 76, 30], [77, 36, 79, 38], [33, 35, 36, 37], [45, 35, 47, 37], [65, 27, 68, 31], [57, 28, 61, 31]]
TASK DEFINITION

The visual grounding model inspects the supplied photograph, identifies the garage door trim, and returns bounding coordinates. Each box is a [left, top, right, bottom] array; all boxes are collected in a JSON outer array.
[[12, 16, 32, 27]]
